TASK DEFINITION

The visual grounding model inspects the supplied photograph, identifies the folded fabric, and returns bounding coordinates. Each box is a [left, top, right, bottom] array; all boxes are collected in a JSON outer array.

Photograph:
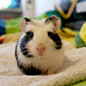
[[0, 32, 22, 43], [57, 28, 78, 47], [0, 38, 5, 44], [75, 22, 86, 48], [1, 41, 86, 86]]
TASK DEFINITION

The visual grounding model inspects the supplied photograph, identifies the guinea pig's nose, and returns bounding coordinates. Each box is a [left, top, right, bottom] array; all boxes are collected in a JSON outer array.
[[36, 46, 45, 56]]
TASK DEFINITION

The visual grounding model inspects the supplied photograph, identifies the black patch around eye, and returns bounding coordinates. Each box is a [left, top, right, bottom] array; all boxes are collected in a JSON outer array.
[[24, 18, 30, 22], [26, 31, 34, 39], [20, 35, 33, 58], [48, 32, 62, 49], [48, 31, 54, 38]]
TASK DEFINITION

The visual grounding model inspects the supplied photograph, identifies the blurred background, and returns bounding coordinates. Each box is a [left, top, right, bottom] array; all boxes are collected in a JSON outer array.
[[0, 0, 86, 46], [0, 0, 58, 18]]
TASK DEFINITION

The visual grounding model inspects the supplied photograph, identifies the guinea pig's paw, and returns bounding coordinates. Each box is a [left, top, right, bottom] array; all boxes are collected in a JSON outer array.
[[47, 68, 55, 75]]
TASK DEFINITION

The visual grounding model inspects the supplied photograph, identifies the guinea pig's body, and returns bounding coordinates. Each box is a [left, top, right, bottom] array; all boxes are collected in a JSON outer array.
[[15, 15, 64, 75]]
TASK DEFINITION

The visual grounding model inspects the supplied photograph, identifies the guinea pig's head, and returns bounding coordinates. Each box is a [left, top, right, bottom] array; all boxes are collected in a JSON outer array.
[[20, 15, 61, 58]]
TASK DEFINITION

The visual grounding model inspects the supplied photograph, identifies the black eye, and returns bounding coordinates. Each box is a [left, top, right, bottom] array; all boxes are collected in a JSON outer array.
[[26, 31, 34, 39], [48, 32, 54, 38]]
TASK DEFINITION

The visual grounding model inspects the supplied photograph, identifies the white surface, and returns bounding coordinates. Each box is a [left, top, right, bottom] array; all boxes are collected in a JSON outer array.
[[21, 0, 60, 18], [35, 0, 54, 17], [35, 0, 61, 17], [0, 0, 12, 9], [21, 0, 35, 18], [76, 1, 86, 13]]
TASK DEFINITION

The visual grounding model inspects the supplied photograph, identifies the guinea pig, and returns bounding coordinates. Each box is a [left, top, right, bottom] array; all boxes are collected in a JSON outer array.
[[15, 15, 64, 75]]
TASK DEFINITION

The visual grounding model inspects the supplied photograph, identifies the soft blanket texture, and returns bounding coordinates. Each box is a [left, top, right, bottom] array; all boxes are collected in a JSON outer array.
[[0, 41, 86, 86]]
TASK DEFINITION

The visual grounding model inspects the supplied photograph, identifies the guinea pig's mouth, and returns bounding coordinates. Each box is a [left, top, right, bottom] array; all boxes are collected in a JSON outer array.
[[37, 50, 45, 56], [38, 52, 44, 56]]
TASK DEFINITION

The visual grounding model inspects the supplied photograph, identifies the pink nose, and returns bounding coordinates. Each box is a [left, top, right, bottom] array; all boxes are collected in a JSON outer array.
[[36, 47, 45, 56]]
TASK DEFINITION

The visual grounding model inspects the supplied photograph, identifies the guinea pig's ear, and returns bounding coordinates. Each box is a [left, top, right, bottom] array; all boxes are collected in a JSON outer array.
[[20, 18, 30, 32], [45, 15, 61, 32]]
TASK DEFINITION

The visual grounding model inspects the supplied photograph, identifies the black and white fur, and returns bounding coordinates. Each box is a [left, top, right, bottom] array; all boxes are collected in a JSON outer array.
[[15, 15, 64, 75]]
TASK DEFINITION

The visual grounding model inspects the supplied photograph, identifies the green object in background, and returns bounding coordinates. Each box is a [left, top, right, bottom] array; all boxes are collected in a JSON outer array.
[[5, 17, 22, 34], [6, 5, 12, 9], [71, 80, 86, 86], [75, 22, 86, 48], [75, 34, 86, 48], [37, 13, 48, 20]]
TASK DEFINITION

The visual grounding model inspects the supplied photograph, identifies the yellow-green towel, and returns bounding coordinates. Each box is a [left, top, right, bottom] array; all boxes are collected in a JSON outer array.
[[75, 22, 86, 48], [57, 28, 78, 47]]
